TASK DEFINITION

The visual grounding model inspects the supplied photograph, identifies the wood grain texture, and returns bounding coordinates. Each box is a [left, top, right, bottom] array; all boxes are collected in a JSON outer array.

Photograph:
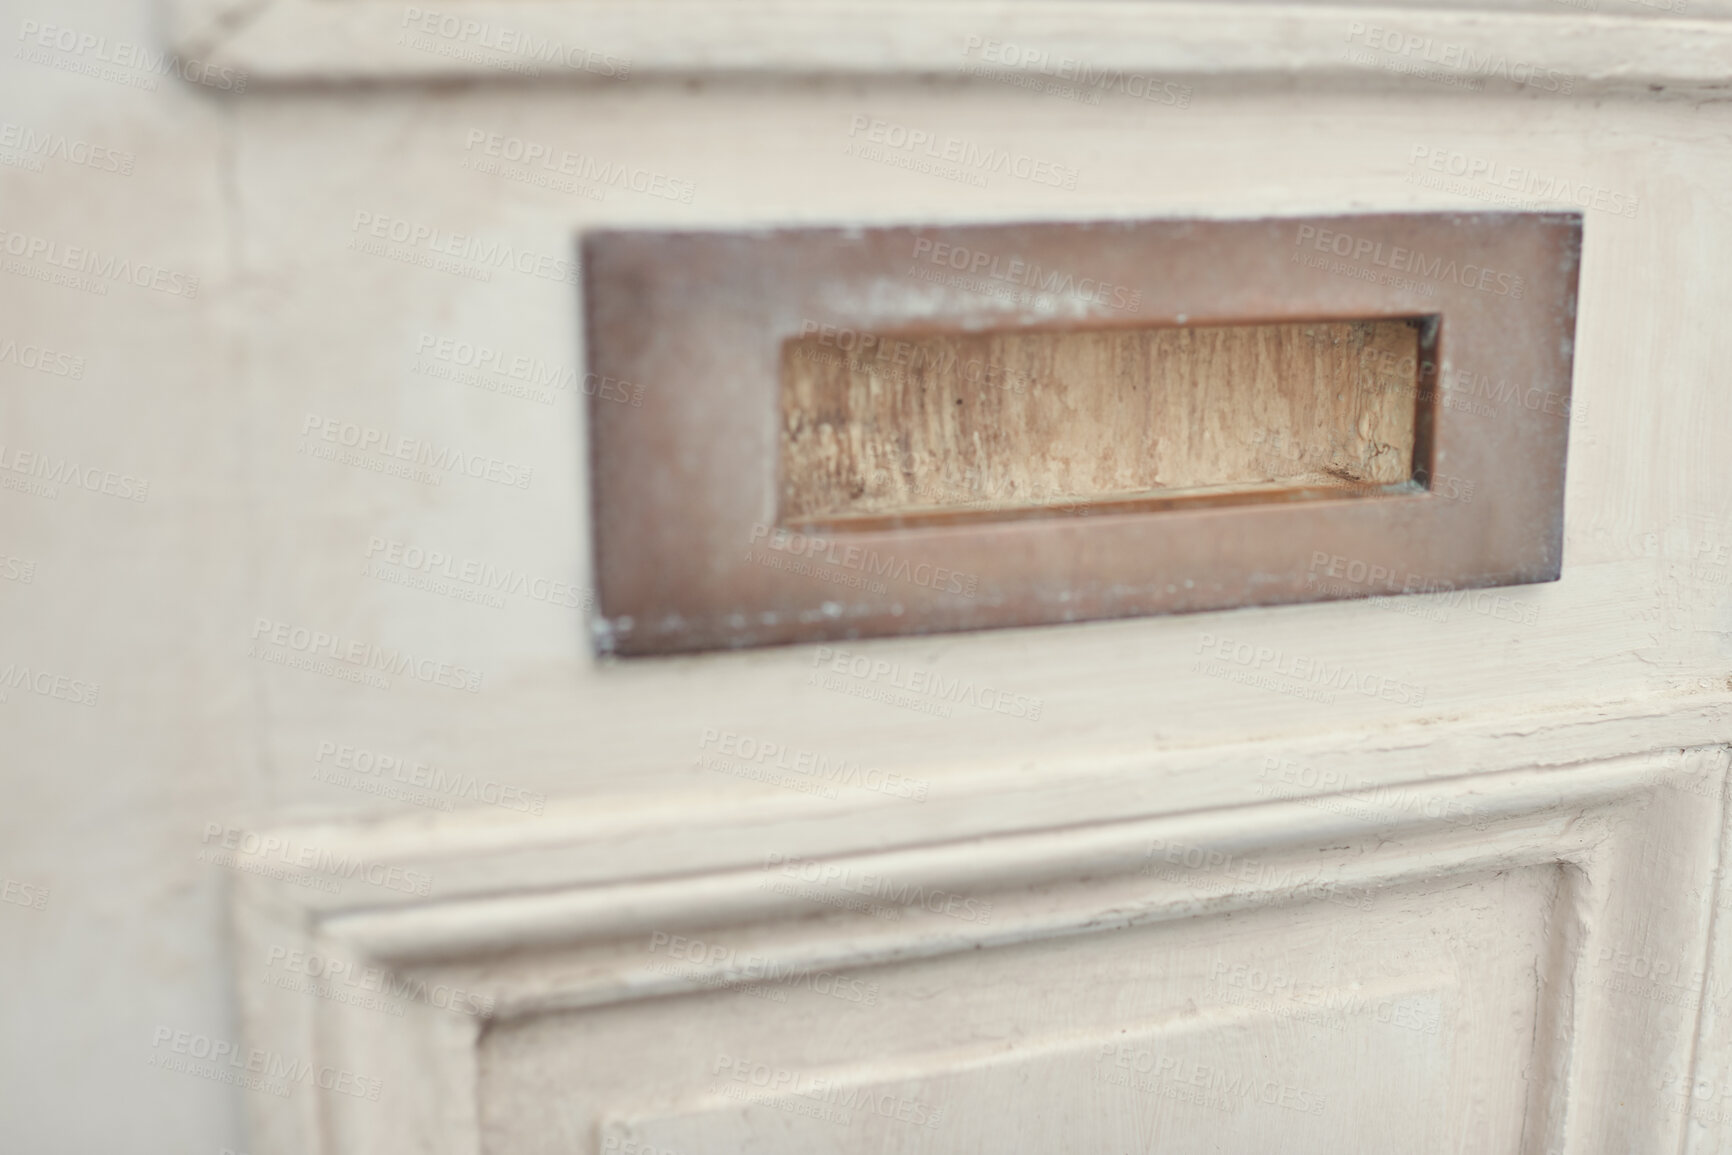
[[779, 320, 1419, 521]]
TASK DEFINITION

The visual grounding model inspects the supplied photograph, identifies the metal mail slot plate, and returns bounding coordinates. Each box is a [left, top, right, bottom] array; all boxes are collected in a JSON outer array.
[[583, 213, 1580, 656]]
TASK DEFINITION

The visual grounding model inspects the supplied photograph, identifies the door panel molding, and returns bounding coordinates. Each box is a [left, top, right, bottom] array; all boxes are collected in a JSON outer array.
[[230, 695, 1732, 919], [227, 734, 1730, 1154], [168, 1, 1732, 89]]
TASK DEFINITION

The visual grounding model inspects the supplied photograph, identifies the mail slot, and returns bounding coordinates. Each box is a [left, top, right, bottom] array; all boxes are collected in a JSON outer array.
[[779, 318, 1433, 530], [583, 213, 1579, 656]]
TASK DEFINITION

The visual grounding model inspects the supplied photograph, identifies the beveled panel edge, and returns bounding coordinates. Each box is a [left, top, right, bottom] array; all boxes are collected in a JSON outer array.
[[228, 745, 1731, 1155]]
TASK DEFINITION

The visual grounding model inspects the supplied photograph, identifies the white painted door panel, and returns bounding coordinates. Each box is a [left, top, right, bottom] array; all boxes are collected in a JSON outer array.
[[496, 869, 1551, 1155], [231, 748, 1729, 1155], [9, 0, 1732, 1152], [44, 5, 1710, 1154]]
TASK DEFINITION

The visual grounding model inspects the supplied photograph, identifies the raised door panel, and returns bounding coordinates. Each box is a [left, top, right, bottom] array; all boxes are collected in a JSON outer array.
[[227, 745, 1729, 1155], [487, 867, 1555, 1154]]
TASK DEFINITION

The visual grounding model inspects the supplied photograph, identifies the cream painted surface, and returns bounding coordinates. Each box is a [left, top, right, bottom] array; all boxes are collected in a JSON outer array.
[[503, 869, 1557, 1153], [2, 2, 1731, 1153], [169, 0, 1732, 85]]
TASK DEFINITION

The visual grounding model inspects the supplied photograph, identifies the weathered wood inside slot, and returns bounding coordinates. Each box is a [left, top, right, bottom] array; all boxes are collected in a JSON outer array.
[[778, 319, 1423, 527]]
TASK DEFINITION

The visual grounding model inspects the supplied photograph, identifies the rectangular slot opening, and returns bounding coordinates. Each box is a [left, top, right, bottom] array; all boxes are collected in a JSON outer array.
[[779, 318, 1436, 531]]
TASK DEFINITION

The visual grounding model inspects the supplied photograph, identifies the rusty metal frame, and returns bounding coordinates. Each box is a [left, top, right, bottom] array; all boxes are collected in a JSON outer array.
[[583, 213, 1581, 656]]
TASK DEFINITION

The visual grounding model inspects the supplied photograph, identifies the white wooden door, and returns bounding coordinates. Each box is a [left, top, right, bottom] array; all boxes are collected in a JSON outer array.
[[126, 2, 1732, 1153]]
